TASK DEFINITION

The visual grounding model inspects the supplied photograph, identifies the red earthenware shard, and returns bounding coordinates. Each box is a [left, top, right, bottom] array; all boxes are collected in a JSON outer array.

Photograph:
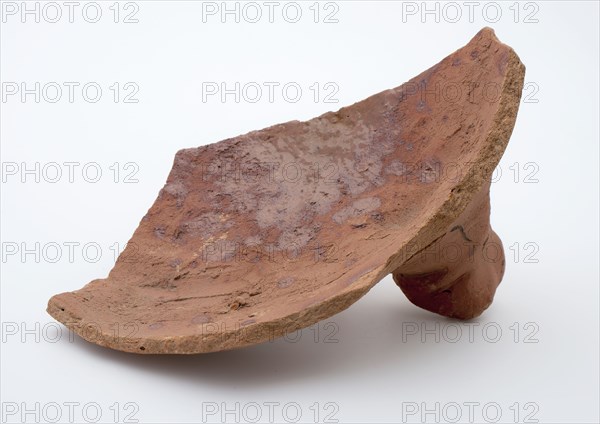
[[48, 27, 525, 354]]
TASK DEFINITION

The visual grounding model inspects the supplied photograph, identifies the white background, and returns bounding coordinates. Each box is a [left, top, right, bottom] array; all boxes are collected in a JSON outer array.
[[1, 1, 599, 423]]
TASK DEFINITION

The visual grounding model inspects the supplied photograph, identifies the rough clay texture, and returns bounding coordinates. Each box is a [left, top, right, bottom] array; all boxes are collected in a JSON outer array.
[[48, 28, 525, 354]]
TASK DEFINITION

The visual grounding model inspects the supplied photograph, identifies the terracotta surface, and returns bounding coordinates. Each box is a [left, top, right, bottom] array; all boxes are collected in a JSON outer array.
[[48, 28, 525, 354]]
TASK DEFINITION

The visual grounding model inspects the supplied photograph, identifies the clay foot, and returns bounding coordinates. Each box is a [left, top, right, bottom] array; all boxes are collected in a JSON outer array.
[[392, 182, 505, 320]]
